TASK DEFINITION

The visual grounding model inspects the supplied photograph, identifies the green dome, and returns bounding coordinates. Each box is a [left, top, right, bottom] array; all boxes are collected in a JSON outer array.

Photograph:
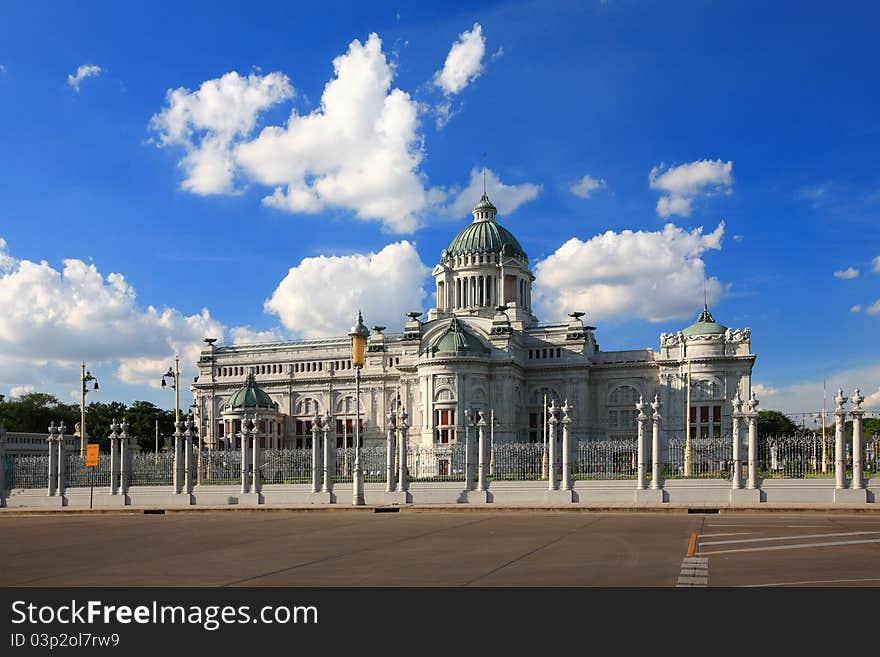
[[682, 305, 727, 337], [447, 214, 527, 262], [224, 372, 277, 411], [421, 317, 490, 357]]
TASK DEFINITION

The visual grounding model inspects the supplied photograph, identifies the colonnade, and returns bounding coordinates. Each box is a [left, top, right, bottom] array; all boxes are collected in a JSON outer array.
[[442, 273, 531, 310]]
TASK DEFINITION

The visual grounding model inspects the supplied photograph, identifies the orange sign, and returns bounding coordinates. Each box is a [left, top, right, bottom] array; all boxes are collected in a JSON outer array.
[[86, 444, 100, 467]]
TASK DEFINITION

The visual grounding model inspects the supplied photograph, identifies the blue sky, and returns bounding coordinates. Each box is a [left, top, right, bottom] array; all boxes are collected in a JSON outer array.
[[1, 0, 878, 419]]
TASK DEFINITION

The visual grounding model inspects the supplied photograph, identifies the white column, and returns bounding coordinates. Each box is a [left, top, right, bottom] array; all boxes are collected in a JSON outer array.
[[851, 389, 865, 489], [322, 412, 333, 494], [240, 419, 249, 494], [0, 426, 6, 506], [120, 421, 130, 495], [311, 412, 321, 493], [477, 411, 487, 492], [173, 419, 183, 494], [398, 408, 409, 492], [747, 393, 759, 490], [548, 400, 559, 491], [109, 419, 120, 495], [57, 423, 66, 497], [47, 423, 58, 497], [561, 400, 572, 490], [464, 411, 473, 490], [636, 396, 648, 490], [731, 393, 743, 489], [386, 409, 396, 492], [834, 388, 848, 490], [251, 415, 260, 495], [651, 395, 663, 490]]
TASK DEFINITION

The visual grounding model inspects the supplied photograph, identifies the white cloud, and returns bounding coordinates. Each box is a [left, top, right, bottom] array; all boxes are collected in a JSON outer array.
[[0, 64, 6, 75], [732, 234, 744, 242], [751, 383, 778, 398], [532, 222, 726, 323], [0, 237, 223, 391], [150, 71, 294, 195], [851, 304, 862, 313], [873, 255, 880, 273], [748, 362, 880, 415], [445, 168, 541, 218], [866, 300, 880, 316], [570, 175, 607, 199], [434, 23, 486, 95], [235, 34, 444, 233], [66, 64, 102, 92], [231, 326, 285, 345], [0, 238, 17, 272], [9, 384, 34, 398], [649, 159, 733, 218], [265, 241, 430, 338], [833, 267, 859, 279]]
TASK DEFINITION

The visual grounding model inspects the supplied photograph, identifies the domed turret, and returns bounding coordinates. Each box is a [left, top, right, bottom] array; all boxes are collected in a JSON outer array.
[[682, 305, 727, 338], [224, 372, 278, 412], [420, 316, 489, 357], [430, 191, 536, 326]]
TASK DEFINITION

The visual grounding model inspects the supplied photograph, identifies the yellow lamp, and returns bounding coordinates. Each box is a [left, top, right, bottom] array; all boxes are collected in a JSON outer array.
[[349, 310, 369, 368]]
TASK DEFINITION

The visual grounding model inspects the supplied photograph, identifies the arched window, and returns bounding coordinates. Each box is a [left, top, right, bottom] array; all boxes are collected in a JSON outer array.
[[607, 385, 641, 436]]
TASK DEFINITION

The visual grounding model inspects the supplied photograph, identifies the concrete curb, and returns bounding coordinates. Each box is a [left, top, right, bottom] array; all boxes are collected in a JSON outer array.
[[1, 503, 879, 517]]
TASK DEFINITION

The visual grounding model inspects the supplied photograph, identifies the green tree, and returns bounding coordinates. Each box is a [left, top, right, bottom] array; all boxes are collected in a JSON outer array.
[[124, 401, 176, 454], [757, 410, 799, 437], [0, 392, 78, 433], [85, 401, 129, 452]]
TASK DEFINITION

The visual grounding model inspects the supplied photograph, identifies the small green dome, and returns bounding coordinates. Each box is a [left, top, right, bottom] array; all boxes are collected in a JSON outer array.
[[421, 317, 489, 357], [682, 305, 727, 337], [224, 372, 277, 411], [473, 193, 497, 212]]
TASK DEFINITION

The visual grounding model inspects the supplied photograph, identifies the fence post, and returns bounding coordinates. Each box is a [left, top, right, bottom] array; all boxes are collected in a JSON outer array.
[[746, 392, 759, 490], [311, 410, 321, 494], [465, 409, 476, 491], [636, 396, 648, 490], [398, 408, 409, 493], [173, 419, 183, 494], [185, 415, 195, 495], [851, 389, 864, 490], [651, 395, 663, 490], [561, 400, 572, 491], [0, 424, 6, 506], [322, 411, 332, 495], [477, 411, 487, 492], [119, 420, 130, 495], [57, 421, 67, 498], [386, 409, 396, 493], [240, 418, 249, 495], [109, 418, 120, 495], [731, 393, 743, 489], [834, 388, 848, 490], [251, 413, 260, 495], [47, 422, 58, 497], [548, 400, 559, 491]]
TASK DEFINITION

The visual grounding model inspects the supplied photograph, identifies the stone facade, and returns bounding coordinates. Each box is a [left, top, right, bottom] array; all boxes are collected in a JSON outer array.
[[191, 194, 755, 453]]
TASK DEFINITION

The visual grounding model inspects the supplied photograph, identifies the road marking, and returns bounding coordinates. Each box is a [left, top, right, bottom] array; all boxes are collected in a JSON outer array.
[[676, 556, 708, 587], [699, 532, 753, 538], [687, 531, 698, 557], [699, 530, 880, 546], [739, 578, 880, 588], [699, 538, 880, 556]]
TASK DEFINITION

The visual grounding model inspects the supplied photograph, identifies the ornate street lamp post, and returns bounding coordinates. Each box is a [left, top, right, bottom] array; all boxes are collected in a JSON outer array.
[[349, 311, 369, 506], [161, 354, 181, 423], [79, 362, 99, 457]]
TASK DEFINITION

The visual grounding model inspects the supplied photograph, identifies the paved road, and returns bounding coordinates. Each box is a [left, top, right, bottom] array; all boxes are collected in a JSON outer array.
[[2, 510, 879, 587]]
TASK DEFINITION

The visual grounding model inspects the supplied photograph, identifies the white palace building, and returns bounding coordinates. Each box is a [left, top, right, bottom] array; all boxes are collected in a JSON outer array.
[[191, 193, 756, 460]]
